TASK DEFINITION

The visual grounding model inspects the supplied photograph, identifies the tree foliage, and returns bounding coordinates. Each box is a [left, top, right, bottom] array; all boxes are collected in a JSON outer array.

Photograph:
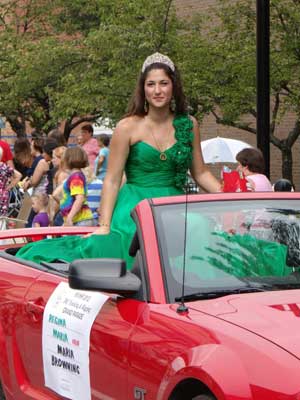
[[49, 0, 179, 126], [1, 0, 300, 181], [0, 0, 178, 139], [179, 0, 300, 181]]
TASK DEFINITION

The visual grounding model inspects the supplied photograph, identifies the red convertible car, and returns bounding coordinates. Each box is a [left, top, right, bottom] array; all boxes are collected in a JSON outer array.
[[0, 192, 300, 400]]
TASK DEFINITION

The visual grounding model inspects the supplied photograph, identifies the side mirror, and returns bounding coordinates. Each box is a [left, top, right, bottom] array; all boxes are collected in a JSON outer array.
[[68, 258, 141, 296]]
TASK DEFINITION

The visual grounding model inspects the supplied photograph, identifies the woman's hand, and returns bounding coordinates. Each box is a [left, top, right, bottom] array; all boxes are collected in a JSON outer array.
[[21, 177, 31, 191], [85, 225, 110, 237], [64, 217, 74, 227]]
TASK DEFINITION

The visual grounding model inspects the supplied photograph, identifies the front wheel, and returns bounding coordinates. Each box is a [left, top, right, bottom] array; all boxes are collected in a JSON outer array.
[[0, 382, 6, 400]]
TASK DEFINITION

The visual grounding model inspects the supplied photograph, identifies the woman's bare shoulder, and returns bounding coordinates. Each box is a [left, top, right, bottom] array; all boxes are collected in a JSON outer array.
[[116, 115, 143, 129], [37, 158, 49, 169], [114, 116, 144, 137]]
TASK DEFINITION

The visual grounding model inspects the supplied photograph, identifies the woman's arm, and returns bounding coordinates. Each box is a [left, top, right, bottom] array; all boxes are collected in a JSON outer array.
[[189, 116, 222, 193], [93, 120, 131, 234], [56, 170, 69, 186], [97, 155, 105, 169], [95, 154, 105, 175], [49, 184, 63, 216], [64, 194, 85, 226], [52, 183, 63, 201], [25, 159, 49, 189]]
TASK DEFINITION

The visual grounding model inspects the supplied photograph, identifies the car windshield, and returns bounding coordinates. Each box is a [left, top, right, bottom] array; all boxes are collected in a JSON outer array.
[[153, 199, 300, 303]]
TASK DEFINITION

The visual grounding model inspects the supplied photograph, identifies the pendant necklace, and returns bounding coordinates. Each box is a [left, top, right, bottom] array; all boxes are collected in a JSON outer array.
[[148, 121, 173, 161]]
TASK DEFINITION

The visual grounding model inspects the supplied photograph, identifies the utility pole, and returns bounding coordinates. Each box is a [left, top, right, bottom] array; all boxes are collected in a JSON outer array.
[[256, 0, 270, 177]]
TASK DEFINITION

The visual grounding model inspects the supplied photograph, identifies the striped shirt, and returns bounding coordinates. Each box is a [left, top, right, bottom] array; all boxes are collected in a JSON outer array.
[[87, 178, 103, 219]]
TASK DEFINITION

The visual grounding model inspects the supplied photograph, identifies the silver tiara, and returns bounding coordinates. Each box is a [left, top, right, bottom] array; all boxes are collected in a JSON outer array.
[[142, 52, 175, 73]]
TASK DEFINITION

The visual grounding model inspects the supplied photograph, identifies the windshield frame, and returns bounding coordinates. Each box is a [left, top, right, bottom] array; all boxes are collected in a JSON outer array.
[[152, 198, 300, 303]]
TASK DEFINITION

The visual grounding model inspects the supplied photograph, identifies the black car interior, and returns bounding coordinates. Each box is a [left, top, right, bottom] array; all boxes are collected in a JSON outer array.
[[0, 231, 149, 301]]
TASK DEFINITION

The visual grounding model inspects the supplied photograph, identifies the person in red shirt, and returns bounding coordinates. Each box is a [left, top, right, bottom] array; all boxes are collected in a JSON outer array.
[[0, 139, 14, 168]]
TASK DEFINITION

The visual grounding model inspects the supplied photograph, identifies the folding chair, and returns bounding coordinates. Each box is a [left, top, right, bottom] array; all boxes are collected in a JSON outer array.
[[0, 192, 32, 244], [13, 192, 32, 229]]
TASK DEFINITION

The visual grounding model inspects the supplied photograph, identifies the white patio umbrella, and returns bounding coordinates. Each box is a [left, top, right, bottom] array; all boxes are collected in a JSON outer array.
[[201, 137, 253, 163]]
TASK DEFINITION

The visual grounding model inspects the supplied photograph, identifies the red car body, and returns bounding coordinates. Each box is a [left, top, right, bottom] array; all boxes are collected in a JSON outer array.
[[0, 192, 300, 400]]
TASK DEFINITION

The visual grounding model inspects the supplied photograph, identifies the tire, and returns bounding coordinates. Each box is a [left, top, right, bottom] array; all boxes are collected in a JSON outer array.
[[192, 395, 215, 400], [0, 382, 6, 400]]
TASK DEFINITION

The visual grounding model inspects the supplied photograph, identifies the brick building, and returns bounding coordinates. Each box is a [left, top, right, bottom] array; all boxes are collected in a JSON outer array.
[[174, 0, 300, 188]]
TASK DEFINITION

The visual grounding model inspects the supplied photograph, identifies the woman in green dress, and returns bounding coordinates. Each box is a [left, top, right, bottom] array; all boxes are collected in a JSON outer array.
[[17, 52, 221, 268]]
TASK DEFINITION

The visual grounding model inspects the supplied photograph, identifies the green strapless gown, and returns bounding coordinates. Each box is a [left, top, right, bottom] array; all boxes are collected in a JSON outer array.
[[17, 115, 194, 269]]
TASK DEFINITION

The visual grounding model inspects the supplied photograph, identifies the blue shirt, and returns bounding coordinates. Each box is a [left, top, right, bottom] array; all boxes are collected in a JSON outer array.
[[94, 147, 109, 180]]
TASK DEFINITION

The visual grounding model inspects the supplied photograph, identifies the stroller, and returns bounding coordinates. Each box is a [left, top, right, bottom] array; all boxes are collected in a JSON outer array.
[[0, 186, 30, 231], [7, 186, 24, 218]]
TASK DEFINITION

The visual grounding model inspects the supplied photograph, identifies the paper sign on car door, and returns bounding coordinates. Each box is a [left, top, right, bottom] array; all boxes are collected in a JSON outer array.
[[42, 282, 108, 400]]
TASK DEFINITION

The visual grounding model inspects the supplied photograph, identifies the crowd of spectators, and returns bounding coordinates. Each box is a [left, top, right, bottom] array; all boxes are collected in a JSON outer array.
[[0, 124, 111, 229], [0, 126, 295, 231]]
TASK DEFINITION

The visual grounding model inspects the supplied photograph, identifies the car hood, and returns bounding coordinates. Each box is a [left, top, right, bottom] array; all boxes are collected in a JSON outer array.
[[189, 289, 300, 358]]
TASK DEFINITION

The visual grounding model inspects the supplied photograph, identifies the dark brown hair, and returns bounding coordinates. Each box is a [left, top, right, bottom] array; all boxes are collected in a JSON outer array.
[[43, 138, 58, 158], [126, 62, 188, 117], [32, 137, 45, 153], [48, 129, 67, 146], [81, 124, 94, 135], [63, 146, 88, 169], [14, 138, 32, 166], [236, 148, 265, 174], [97, 133, 110, 147], [14, 137, 31, 155], [273, 178, 294, 192]]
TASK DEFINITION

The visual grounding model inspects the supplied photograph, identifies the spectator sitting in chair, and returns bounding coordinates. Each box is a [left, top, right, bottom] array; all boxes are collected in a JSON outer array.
[[236, 148, 272, 192]]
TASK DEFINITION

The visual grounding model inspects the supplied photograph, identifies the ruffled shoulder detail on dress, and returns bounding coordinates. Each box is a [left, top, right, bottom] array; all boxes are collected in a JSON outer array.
[[170, 114, 194, 189]]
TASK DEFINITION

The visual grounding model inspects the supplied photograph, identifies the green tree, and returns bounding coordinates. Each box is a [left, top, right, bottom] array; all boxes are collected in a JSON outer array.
[[179, 0, 300, 182], [0, 0, 104, 138], [49, 0, 178, 130], [0, 0, 178, 139]]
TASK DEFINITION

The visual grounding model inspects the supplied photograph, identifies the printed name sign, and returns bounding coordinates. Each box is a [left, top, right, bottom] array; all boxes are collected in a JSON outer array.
[[42, 282, 108, 400]]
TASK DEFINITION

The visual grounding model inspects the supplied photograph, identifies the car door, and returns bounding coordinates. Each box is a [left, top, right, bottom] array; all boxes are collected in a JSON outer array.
[[21, 270, 143, 399], [126, 303, 216, 400], [0, 257, 45, 400], [126, 303, 182, 400], [21, 272, 64, 399]]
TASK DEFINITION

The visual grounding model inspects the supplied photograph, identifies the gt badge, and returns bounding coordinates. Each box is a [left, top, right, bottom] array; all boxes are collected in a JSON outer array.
[[134, 387, 147, 400], [270, 303, 300, 317]]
